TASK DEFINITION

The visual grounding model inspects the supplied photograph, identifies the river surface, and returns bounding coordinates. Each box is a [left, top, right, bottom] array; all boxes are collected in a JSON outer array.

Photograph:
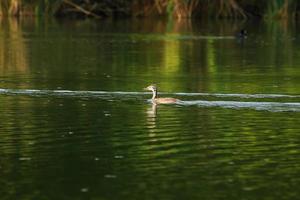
[[0, 19, 300, 200]]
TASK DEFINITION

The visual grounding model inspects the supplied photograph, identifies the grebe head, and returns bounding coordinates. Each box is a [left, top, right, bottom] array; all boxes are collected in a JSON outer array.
[[144, 85, 157, 92], [144, 84, 158, 99]]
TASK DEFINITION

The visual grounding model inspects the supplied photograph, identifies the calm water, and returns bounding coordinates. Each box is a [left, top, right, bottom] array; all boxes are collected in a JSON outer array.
[[0, 19, 300, 200]]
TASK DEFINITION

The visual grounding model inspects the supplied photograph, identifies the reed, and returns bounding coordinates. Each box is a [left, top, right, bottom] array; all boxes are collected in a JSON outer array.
[[215, 0, 247, 19], [166, 0, 200, 19], [0, 0, 20, 16], [0, 0, 64, 16], [0, 0, 299, 20], [265, 0, 297, 19], [133, 0, 246, 19]]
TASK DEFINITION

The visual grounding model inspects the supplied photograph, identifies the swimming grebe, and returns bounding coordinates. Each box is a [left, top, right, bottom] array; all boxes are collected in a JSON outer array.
[[144, 85, 178, 104]]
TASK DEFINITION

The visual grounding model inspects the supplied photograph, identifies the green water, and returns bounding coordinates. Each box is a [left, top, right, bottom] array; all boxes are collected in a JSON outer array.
[[0, 19, 300, 200]]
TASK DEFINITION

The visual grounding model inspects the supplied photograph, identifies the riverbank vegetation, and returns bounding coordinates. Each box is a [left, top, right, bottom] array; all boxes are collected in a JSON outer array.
[[0, 0, 298, 20]]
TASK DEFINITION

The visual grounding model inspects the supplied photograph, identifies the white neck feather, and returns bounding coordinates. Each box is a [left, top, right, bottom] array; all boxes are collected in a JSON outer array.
[[151, 89, 157, 99]]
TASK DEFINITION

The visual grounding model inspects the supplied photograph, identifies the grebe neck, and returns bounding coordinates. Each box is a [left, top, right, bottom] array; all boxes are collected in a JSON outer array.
[[152, 89, 157, 99]]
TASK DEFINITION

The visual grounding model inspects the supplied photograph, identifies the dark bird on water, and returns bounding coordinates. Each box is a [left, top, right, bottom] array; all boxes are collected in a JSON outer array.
[[236, 29, 247, 39]]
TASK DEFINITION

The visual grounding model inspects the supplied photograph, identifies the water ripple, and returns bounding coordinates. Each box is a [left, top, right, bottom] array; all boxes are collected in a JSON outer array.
[[0, 88, 299, 98], [0, 88, 299, 112], [178, 100, 300, 112], [173, 92, 299, 98]]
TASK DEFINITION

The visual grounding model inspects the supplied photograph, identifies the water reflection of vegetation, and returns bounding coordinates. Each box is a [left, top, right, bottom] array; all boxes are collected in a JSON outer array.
[[0, 18, 28, 75], [0, 18, 299, 95]]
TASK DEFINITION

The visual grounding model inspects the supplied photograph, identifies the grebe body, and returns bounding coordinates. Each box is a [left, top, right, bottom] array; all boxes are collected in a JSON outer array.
[[144, 85, 178, 104]]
